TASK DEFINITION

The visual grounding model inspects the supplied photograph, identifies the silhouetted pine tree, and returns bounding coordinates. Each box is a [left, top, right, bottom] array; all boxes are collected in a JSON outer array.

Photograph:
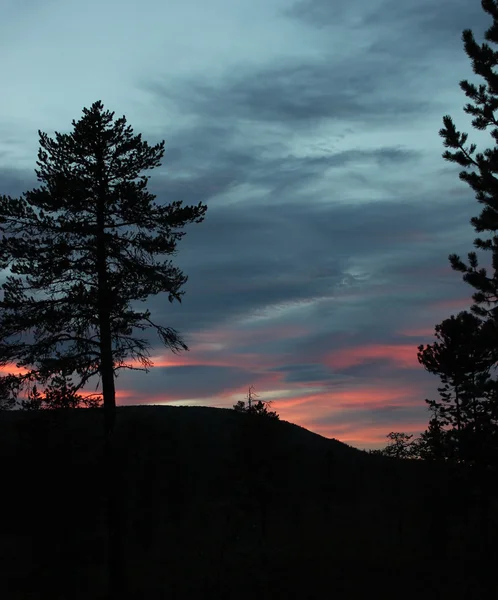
[[0, 374, 16, 410], [0, 101, 206, 432], [416, 415, 448, 461], [381, 432, 414, 459], [0, 100, 207, 600], [434, 3, 498, 566], [438, 0, 498, 464], [417, 311, 495, 464]]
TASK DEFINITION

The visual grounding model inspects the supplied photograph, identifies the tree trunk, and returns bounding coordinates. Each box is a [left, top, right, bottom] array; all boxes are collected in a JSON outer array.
[[104, 430, 125, 600], [96, 213, 116, 435], [95, 143, 124, 600]]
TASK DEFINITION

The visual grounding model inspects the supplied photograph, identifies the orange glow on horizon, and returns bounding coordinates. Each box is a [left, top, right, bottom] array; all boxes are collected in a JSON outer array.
[[0, 364, 28, 375], [0, 323, 431, 449], [102, 381, 429, 450]]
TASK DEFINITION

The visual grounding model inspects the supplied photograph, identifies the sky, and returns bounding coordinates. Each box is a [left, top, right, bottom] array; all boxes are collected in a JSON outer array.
[[0, 0, 493, 449]]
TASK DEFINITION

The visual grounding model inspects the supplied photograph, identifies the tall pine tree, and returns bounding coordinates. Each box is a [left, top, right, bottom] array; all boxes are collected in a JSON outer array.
[[0, 100, 207, 599], [427, 2, 498, 565], [437, 0, 498, 464], [0, 100, 206, 433]]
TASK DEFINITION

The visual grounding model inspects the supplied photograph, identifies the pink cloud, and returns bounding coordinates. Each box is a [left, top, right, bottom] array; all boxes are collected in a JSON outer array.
[[430, 297, 472, 312], [335, 420, 429, 449], [399, 327, 435, 338], [324, 343, 419, 370]]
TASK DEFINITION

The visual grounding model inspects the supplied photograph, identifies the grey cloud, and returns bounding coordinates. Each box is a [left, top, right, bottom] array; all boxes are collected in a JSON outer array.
[[1, 155, 478, 359], [284, 0, 488, 53], [266, 363, 350, 385], [117, 365, 252, 399], [146, 184, 475, 313], [0, 167, 37, 197], [145, 54, 438, 131], [155, 129, 423, 208], [367, 0, 490, 47], [140, 0, 488, 149], [283, 0, 376, 29]]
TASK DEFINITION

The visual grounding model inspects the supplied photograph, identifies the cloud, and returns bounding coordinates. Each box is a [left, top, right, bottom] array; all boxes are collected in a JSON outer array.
[[146, 56, 440, 132], [117, 364, 251, 399], [324, 343, 421, 370], [284, 0, 489, 55], [0, 167, 38, 197]]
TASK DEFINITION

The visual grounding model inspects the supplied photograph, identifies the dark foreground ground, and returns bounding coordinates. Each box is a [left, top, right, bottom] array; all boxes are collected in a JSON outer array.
[[0, 405, 497, 599]]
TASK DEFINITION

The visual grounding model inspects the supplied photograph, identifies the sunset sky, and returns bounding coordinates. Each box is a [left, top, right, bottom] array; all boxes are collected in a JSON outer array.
[[0, 0, 492, 448]]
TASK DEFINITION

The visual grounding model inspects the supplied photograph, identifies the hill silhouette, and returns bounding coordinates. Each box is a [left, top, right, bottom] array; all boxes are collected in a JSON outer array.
[[0, 405, 495, 599]]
